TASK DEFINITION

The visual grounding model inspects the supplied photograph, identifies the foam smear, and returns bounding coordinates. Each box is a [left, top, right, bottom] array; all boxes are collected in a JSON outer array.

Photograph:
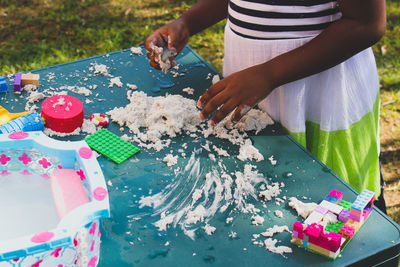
[[137, 150, 270, 239]]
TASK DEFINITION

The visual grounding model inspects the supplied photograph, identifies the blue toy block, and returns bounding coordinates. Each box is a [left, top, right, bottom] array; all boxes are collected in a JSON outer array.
[[325, 195, 339, 204], [0, 76, 8, 93]]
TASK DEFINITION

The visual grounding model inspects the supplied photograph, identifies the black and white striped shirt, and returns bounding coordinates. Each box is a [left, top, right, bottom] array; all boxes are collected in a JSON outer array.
[[228, 0, 341, 39]]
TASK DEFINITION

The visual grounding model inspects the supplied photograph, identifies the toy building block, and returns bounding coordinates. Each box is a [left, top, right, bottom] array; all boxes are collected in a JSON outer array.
[[21, 73, 40, 86], [329, 189, 344, 202], [339, 200, 352, 211], [345, 219, 361, 231], [338, 209, 350, 223], [85, 128, 140, 164], [325, 221, 345, 233], [291, 189, 375, 260], [0, 76, 8, 93], [304, 211, 324, 226], [350, 210, 363, 222], [351, 189, 375, 212], [291, 236, 302, 246], [293, 221, 304, 239], [324, 195, 339, 204], [314, 205, 328, 215], [13, 73, 22, 92], [339, 225, 355, 243], [320, 200, 343, 215]]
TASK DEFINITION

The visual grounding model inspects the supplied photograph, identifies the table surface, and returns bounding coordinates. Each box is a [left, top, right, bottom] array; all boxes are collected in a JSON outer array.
[[2, 47, 400, 267]]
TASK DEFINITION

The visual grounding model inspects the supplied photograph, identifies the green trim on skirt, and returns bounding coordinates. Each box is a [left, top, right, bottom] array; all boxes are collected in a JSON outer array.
[[288, 94, 380, 196]]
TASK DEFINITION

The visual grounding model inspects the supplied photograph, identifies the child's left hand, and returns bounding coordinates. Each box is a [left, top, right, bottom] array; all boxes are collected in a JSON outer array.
[[197, 64, 274, 126]]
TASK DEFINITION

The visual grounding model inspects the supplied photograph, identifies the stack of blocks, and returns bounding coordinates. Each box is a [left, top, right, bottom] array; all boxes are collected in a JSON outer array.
[[291, 189, 375, 259]]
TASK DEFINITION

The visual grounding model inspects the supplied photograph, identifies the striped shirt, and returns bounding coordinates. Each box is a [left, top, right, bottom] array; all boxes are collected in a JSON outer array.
[[228, 0, 342, 39]]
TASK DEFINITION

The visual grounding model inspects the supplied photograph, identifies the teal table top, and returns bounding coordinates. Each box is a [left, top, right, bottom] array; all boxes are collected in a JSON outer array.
[[2, 46, 400, 267]]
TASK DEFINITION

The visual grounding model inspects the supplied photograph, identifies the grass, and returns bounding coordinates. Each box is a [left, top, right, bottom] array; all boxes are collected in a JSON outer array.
[[0, 0, 399, 222]]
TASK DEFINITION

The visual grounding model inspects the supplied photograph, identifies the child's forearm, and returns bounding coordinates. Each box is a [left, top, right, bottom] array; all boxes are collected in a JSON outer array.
[[179, 0, 229, 36], [263, 0, 386, 90]]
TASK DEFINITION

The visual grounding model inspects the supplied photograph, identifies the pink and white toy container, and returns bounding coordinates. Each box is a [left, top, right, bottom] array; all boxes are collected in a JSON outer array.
[[0, 131, 110, 267]]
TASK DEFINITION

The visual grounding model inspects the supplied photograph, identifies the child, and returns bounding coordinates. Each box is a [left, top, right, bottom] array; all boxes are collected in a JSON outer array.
[[145, 0, 387, 212]]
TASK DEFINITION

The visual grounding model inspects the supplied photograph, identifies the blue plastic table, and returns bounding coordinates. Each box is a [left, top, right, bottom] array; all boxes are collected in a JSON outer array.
[[2, 46, 400, 267]]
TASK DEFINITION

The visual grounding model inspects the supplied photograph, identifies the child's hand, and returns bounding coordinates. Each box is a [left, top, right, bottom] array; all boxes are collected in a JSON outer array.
[[198, 64, 274, 126], [145, 19, 190, 70]]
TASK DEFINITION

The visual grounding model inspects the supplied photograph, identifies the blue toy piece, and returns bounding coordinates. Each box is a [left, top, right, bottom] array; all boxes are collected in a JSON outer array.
[[0, 112, 44, 134], [0, 76, 8, 93]]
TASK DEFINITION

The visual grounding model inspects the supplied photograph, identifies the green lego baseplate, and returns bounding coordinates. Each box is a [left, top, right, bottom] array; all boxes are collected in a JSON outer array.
[[85, 128, 140, 164]]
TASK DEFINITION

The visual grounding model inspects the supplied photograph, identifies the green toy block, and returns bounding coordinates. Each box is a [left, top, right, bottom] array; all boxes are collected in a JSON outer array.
[[85, 128, 140, 164], [325, 221, 345, 233], [338, 200, 352, 211]]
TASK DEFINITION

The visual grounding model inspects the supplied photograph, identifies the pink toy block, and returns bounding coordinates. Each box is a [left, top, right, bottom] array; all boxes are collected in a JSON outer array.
[[362, 209, 370, 219], [293, 221, 304, 239], [305, 223, 326, 246], [349, 212, 362, 222], [293, 221, 303, 232], [339, 225, 355, 239], [368, 196, 375, 207], [324, 232, 342, 252], [305, 223, 323, 239], [50, 169, 88, 218], [350, 208, 362, 216], [329, 189, 343, 201]]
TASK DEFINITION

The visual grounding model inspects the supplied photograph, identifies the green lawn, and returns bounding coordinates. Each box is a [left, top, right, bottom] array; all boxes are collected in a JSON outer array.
[[1, 0, 399, 221]]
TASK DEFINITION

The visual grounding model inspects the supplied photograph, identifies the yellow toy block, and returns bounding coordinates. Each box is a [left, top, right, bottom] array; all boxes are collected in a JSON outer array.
[[21, 73, 40, 86], [291, 237, 302, 246], [308, 242, 332, 257]]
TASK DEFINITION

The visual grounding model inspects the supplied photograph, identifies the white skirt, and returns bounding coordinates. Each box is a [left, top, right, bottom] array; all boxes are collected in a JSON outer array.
[[223, 22, 380, 133], [223, 22, 382, 195]]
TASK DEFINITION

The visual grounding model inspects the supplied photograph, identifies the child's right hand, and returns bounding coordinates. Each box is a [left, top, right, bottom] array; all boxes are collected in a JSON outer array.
[[145, 19, 190, 70]]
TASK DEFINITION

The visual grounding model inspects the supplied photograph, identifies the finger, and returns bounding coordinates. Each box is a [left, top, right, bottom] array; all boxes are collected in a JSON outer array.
[[210, 98, 239, 126], [199, 90, 231, 121], [231, 104, 253, 123], [197, 80, 226, 108], [149, 60, 161, 70]]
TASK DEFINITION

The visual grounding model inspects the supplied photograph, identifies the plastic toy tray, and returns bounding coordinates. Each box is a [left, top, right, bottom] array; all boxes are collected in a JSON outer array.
[[0, 131, 109, 266]]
